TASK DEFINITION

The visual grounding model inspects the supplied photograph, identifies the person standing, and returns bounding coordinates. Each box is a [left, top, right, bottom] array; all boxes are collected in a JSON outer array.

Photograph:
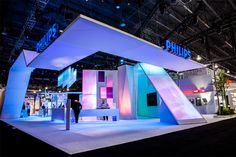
[[26, 102, 31, 116], [101, 99, 110, 121], [72, 99, 82, 123], [41, 104, 46, 117]]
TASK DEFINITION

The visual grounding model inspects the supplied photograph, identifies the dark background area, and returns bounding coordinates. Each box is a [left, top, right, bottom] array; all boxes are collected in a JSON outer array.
[[1, 117, 236, 157]]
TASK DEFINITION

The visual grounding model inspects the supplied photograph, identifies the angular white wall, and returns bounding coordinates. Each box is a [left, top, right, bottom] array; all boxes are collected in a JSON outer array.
[[118, 65, 136, 119], [139, 63, 206, 124], [1, 53, 34, 119], [82, 70, 97, 109]]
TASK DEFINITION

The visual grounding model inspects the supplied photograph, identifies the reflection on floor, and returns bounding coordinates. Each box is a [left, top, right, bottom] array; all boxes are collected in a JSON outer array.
[[2, 115, 235, 155]]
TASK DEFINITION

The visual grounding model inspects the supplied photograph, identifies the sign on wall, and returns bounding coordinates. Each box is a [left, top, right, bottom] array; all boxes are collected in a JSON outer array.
[[164, 40, 191, 59], [36, 23, 58, 53]]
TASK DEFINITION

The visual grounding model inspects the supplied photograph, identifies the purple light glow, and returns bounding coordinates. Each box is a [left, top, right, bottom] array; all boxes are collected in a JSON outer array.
[[98, 71, 105, 82], [106, 75, 113, 87], [82, 70, 97, 109], [106, 87, 113, 98], [100, 87, 107, 99]]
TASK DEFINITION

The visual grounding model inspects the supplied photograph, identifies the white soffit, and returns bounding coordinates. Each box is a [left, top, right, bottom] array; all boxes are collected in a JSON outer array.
[[29, 15, 204, 71]]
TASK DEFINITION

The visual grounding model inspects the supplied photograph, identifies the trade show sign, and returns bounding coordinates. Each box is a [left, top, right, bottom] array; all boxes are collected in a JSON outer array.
[[36, 23, 58, 53], [164, 40, 191, 59]]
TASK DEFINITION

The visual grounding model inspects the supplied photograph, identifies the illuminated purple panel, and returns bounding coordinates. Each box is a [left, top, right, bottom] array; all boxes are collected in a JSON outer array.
[[106, 75, 113, 87], [82, 70, 96, 94], [118, 65, 136, 119], [106, 87, 113, 98], [29, 15, 204, 71], [98, 71, 105, 82], [82, 94, 97, 109], [107, 98, 113, 108], [82, 70, 97, 109], [140, 63, 206, 124], [100, 87, 107, 99]]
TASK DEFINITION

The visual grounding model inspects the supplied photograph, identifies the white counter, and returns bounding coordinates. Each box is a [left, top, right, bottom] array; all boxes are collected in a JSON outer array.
[[51, 108, 119, 121]]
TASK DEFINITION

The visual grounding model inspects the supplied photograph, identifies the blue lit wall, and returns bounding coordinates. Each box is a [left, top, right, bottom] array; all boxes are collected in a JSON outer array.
[[1, 53, 34, 119], [134, 65, 160, 118]]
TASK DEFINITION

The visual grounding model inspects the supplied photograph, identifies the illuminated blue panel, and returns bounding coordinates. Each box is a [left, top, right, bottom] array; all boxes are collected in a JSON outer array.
[[67, 69, 77, 88], [29, 15, 204, 72], [1, 52, 34, 119], [58, 67, 77, 88]]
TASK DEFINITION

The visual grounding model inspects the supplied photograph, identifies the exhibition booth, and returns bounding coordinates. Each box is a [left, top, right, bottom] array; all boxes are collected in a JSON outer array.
[[0, 15, 206, 125]]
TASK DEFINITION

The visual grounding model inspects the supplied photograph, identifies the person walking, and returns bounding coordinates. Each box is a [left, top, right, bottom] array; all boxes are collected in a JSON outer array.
[[26, 102, 31, 116], [72, 99, 82, 123], [41, 104, 46, 117]]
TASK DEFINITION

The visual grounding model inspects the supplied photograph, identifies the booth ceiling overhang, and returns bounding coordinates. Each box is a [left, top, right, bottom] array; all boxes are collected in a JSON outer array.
[[28, 15, 204, 72]]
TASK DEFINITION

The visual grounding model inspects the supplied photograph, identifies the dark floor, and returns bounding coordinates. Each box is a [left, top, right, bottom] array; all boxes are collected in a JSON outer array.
[[1, 118, 236, 157]]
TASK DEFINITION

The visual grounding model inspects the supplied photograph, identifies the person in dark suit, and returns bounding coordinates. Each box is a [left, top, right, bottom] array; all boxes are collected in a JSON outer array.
[[72, 99, 82, 123]]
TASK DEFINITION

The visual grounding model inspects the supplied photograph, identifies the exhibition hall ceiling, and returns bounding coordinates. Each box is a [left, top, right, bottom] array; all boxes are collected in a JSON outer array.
[[1, 0, 236, 88]]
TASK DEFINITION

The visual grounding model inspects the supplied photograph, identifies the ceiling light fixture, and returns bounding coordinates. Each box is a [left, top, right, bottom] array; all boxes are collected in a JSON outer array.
[[120, 22, 126, 27], [196, 55, 202, 61]]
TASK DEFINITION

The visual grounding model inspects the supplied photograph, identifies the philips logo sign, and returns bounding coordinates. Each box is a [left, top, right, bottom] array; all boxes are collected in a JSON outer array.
[[36, 24, 58, 53], [164, 40, 191, 59]]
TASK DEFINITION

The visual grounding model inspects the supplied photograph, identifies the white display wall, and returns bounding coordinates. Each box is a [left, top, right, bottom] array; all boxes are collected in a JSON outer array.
[[82, 70, 118, 110]]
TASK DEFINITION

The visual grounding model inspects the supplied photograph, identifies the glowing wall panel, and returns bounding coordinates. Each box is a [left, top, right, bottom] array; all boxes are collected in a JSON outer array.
[[133, 65, 160, 118], [106, 75, 113, 87], [140, 63, 206, 124], [1, 53, 34, 119], [100, 87, 107, 99], [82, 70, 97, 109], [58, 66, 77, 88], [118, 65, 136, 119]]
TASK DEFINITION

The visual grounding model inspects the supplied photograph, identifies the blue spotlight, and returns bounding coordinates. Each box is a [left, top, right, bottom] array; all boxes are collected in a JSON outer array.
[[120, 59, 124, 64], [120, 22, 126, 27]]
